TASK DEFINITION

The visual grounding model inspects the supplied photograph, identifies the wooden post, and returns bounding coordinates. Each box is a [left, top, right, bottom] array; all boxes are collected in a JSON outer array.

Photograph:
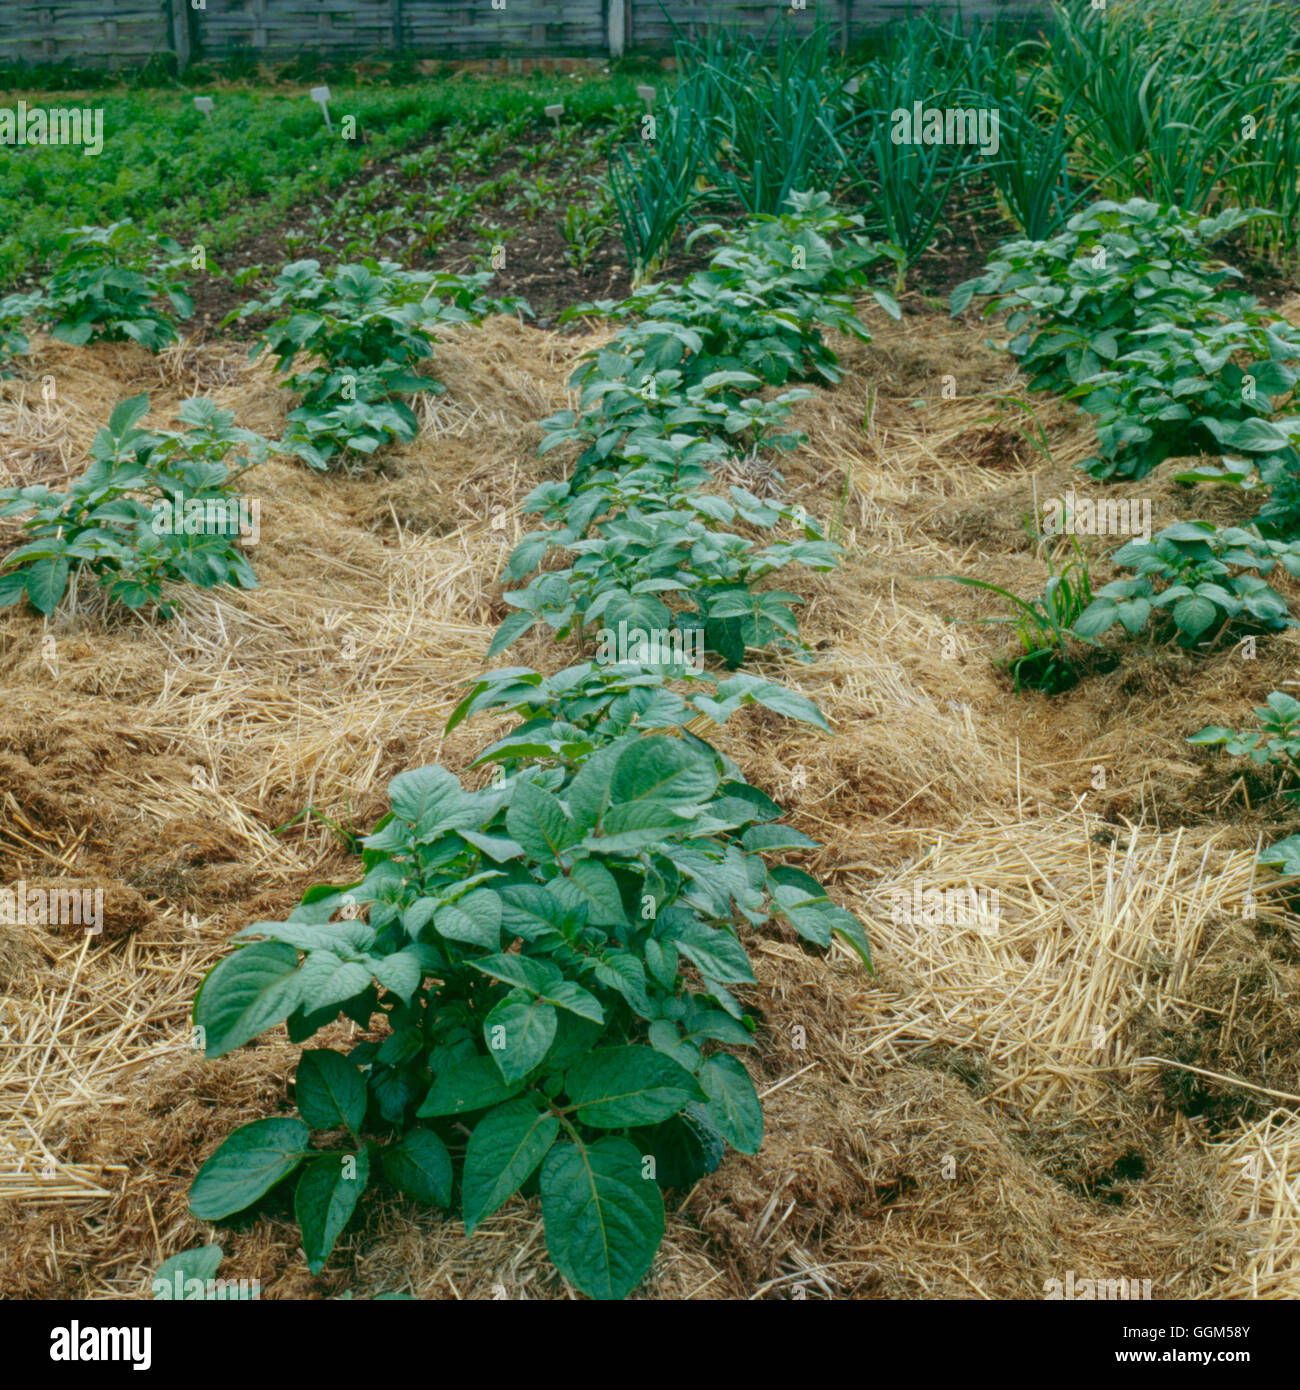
[[608, 0, 626, 58], [392, 0, 403, 53], [170, 0, 193, 72]]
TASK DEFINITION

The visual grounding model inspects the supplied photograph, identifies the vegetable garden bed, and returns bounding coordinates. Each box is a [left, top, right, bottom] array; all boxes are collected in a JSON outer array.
[[2, 0, 1300, 1304]]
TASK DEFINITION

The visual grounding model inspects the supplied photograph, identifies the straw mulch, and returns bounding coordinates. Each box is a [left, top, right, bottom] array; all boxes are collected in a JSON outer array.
[[2, 296, 1299, 1299]]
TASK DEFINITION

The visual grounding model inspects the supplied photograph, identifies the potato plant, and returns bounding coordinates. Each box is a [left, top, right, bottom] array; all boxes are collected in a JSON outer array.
[[447, 660, 832, 771], [0, 395, 272, 616], [951, 200, 1270, 392], [1071, 521, 1300, 646], [1190, 691, 1300, 799], [1190, 692, 1300, 879], [952, 200, 1300, 483], [0, 290, 40, 373], [0, 220, 194, 361], [189, 195, 874, 1299], [229, 259, 520, 469], [572, 192, 901, 391], [491, 503, 838, 667], [541, 197, 899, 496], [192, 734, 867, 1299], [37, 220, 195, 351]]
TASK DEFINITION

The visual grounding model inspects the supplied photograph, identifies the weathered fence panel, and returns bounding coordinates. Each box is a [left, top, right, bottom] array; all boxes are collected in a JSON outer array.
[[0, 2, 172, 68], [400, 3, 608, 56], [194, 0, 393, 58], [628, 0, 1042, 49], [0, 0, 1047, 69]]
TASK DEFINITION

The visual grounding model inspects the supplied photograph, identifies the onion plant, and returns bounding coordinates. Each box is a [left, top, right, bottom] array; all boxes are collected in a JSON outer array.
[[1050, 0, 1300, 251], [608, 72, 717, 284], [835, 11, 1010, 280], [695, 21, 845, 215]]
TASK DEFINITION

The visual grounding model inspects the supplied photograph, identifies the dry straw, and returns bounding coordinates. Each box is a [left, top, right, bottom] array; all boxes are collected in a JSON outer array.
[[1, 299, 1298, 1298]]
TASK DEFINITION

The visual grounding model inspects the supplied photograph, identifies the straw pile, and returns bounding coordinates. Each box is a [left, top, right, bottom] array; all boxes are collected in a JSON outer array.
[[2, 294, 1298, 1299]]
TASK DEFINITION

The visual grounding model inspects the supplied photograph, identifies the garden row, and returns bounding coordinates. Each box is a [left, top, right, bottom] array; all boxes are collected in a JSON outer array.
[[1, 196, 893, 1298], [290, 113, 619, 275], [952, 198, 1300, 876], [182, 194, 892, 1300], [0, 73, 644, 288]]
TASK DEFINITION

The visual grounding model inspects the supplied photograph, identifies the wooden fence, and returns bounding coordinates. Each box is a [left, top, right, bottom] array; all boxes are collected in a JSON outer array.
[[0, 1, 1044, 70]]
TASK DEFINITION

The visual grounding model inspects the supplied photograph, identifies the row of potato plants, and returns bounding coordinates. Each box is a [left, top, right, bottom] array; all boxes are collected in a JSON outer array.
[[0, 222, 513, 614], [955, 196, 1300, 881], [184, 192, 889, 1300], [956, 198, 1300, 656]]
